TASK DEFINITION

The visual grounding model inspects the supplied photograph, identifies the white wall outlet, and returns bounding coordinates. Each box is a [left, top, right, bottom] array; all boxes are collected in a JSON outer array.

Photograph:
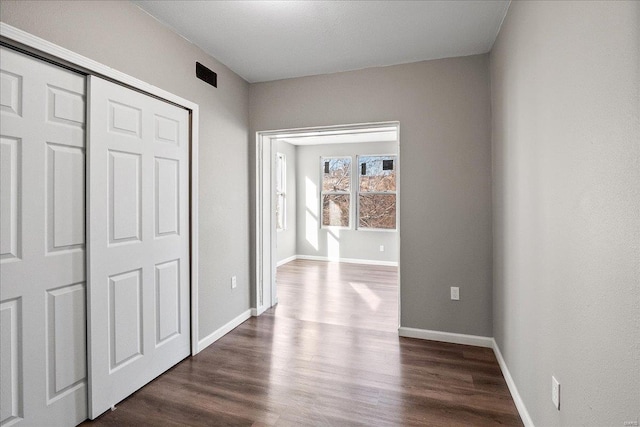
[[552, 376, 560, 410], [231, 275, 237, 289], [379, 245, 385, 252], [450, 287, 460, 300]]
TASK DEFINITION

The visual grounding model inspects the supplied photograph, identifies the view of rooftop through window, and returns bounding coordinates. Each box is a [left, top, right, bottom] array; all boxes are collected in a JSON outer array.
[[320, 155, 397, 230], [358, 155, 397, 230]]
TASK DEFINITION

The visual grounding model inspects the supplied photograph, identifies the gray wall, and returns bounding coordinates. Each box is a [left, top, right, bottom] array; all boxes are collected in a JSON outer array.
[[0, 0, 252, 341], [250, 55, 493, 336], [491, 1, 640, 425], [296, 142, 398, 263], [276, 140, 296, 263]]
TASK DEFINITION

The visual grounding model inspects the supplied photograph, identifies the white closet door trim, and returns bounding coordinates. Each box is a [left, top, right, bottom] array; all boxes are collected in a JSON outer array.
[[0, 23, 197, 110], [1, 22, 201, 356]]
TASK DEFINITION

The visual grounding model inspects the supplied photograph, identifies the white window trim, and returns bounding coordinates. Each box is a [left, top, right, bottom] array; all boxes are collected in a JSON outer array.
[[356, 154, 398, 232], [320, 156, 352, 230]]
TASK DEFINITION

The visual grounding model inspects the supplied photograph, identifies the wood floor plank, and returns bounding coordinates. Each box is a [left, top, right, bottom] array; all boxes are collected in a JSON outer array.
[[83, 260, 522, 426]]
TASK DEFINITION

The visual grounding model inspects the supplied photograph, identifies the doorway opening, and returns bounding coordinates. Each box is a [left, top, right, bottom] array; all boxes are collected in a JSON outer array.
[[255, 122, 401, 330]]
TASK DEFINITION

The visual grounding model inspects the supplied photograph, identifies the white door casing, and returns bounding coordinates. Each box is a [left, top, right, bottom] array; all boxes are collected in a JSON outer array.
[[254, 123, 401, 323], [255, 134, 276, 314], [87, 76, 190, 419], [0, 47, 87, 426]]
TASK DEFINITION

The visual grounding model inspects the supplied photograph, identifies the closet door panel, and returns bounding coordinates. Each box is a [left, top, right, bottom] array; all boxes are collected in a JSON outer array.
[[87, 76, 190, 419], [0, 46, 87, 427]]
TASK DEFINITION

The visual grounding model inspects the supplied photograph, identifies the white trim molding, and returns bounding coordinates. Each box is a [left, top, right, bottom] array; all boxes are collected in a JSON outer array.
[[398, 327, 494, 348], [197, 309, 252, 353], [251, 306, 268, 317], [0, 22, 201, 356], [0, 23, 198, 110], [189, 108, 200, 356], [398, 326, 534, 427], [276, 255, 298, 267], [295, 254, 398, 267], [492, 339, 535, 427]]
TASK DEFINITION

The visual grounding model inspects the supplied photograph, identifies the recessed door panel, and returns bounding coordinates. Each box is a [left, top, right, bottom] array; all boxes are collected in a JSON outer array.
[[47, 85, 85, 127], [47, 143, 85, 252], [109, 269, 143, 370], [0, 136, 21, 262], [155, 114, 179, 145], [0, 70, 22, 116], [109, 101, 141, 138], [155, 260, 180, 344], [155, 157, 179, 237], [109, 150, 141, 244], [47, 283, 86, 399], [0, 298, 23, 426]]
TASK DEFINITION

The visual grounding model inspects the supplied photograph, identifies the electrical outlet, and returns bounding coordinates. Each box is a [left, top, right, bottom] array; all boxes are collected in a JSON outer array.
[[231, 276, 237, 289], [379, 245, 385, 252], [552, 376, 560, 410], [450, 287, 460, 300]]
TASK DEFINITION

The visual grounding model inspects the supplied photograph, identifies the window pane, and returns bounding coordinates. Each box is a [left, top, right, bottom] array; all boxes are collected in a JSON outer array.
[[322, 194, 350, 227], [359, 194, 396, 229], [359, 156, 396, 192], [322, 157, 351, 192]]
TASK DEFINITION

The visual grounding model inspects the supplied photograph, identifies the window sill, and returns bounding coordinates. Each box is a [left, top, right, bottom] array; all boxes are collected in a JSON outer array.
[[356, 227, 397, 232]]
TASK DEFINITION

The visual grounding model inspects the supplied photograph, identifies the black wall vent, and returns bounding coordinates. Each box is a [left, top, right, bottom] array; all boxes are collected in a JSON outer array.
[[196, 62, 217, 88]]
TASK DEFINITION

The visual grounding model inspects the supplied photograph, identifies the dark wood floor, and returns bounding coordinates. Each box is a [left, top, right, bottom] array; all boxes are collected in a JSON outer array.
[[84, 260, 522, 426]]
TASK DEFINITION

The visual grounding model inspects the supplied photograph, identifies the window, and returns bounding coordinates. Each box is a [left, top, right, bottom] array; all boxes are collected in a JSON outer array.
[[321, 157, 351, 227], [276, 152, 286, 230], [357, 155, 397, 230]]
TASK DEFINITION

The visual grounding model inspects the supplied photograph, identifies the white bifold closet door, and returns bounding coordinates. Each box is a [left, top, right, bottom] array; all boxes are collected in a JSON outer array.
[[0, 47, 88, 426], [87, 76, 190, 419]]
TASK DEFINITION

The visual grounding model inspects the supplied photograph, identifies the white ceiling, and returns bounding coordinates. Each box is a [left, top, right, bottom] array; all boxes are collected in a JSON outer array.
[[133, 0, 510, 83]]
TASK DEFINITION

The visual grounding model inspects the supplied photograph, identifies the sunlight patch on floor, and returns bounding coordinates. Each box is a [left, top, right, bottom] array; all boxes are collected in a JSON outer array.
[[349, 281, 381, 311]]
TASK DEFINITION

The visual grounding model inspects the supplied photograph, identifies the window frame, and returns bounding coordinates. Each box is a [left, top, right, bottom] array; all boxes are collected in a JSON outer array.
[[319, 156, 352, 229], [276, 152, 286, 231], [356, 154, 398, 232]]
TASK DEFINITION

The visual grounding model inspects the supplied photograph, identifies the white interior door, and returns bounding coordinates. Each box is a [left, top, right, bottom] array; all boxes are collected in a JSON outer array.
[[0, 47, 87, 426], [87, 76, 190, 418]]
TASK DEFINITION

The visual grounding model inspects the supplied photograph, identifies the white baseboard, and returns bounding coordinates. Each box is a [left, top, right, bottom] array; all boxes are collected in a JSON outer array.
[[295, 254, 398, 267], [251, 305, 268, 316], [276, 255, 297, 266], [398, 327, 494, 348], [492, 339, 535, 427], [196, 309, 251, 353], [398, 326, 533, 426]]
